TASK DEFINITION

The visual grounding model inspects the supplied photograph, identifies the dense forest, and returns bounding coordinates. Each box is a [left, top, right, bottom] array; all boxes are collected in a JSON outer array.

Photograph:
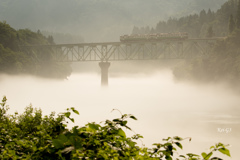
[[0, 21, 71, 78], [132, 0, 239, 37], [174, 0, 240, 88], [133, 0, 240, 89]]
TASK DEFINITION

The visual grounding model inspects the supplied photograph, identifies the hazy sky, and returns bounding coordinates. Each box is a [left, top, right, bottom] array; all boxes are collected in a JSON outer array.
[[0, 0, 228, 41]]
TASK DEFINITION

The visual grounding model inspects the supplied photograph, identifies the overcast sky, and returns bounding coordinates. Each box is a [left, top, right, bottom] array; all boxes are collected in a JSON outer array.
[[0, 0, 228, 42]]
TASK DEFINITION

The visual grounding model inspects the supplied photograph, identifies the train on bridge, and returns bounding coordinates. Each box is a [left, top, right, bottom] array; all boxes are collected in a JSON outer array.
[[120, 32, 188, 42]]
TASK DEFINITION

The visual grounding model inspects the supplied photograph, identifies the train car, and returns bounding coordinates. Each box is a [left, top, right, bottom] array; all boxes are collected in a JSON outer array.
[[120, 32, 188, 42]]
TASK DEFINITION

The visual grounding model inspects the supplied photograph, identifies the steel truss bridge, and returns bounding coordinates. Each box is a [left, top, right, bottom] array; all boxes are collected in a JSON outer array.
[[20, 38, 221, 62], [20, 38, 222, 85]]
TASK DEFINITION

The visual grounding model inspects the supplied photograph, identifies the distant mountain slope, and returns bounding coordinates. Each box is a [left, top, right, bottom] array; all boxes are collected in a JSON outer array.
[[0, 0, 227, 42], [132, 0, 240, 38]]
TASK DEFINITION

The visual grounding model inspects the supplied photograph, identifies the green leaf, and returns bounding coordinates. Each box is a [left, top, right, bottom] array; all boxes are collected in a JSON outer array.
[[216, 143, 224, 148], [70, 107, 79, 115], [203, 152, 213, 160], [121, 120, 127, 126], [164, 142, 172, 147], [64, 112, 71, 118], [175, 142, 183, 149], [88, 123, 99, 130], [122, 114, 128, 118], [165, 155, 173, 160], [69, 118, 74, 123], [117, 128, 126, 137], [58, 134, 69, 144], [113, 119, 120, 122], [210, 157, 223, 160], [218, 148, 231, 157], [163, 137, 171, 141], [130, 115, 137, 120], [210, 145, 215, 150], [69, 136, 82, 148], [201, 152, 207, 158], [128, 141, 136, 148], [173, 136, 183, 141], [153, 143, 162, 149], [52, 139, 64, 149], [186, 153, 200, 158], [73, 126, 79, 135]]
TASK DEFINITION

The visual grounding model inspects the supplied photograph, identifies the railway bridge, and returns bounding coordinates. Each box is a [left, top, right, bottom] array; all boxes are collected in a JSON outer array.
[[20, 38, 222, 86]]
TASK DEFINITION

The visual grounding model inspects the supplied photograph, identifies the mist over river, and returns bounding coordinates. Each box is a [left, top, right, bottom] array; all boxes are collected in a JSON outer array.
[[0, 65, 240, 159]]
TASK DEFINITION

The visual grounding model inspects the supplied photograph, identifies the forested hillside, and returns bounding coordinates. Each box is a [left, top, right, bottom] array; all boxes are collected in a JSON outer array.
[[132, 0, 239, 38], [173, 28, 240, 86], [0, 0, 227, 42], [145, 0, 240, 89], [132, 0, 240, 90], [173, 0, 240, 88], [0, 21, 71, 78]]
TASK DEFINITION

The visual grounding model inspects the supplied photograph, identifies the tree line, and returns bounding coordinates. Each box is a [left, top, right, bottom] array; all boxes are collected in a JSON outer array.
[[0, 21, 71, 79], [133, 0, 240, 90], [172, 0, 240, 89], [132, 0, 240, 38]]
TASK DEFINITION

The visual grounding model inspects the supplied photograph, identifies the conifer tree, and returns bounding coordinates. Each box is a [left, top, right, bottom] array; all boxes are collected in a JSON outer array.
[[150, 27, 155, 34], [132, 26, 140, 35], [145, 26, 150, 34], [199, 10, 207, 24], [47, 35, 54, 44], [236, 0, 240, 28], [229, 14, 235, 34], [206, 26, 214, 38], [207, 9, 214, 22]]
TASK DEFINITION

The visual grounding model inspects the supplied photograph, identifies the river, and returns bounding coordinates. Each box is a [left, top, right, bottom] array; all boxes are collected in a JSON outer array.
[[0, 63, 239, 159]]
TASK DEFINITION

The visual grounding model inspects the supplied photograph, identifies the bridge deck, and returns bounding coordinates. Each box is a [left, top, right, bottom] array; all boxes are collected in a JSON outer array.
[[20, 38, 222, 62], [21, 37, 223, 47]]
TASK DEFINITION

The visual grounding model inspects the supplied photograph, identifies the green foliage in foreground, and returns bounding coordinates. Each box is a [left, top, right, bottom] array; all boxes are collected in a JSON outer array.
[[0, 96, 231, 160]]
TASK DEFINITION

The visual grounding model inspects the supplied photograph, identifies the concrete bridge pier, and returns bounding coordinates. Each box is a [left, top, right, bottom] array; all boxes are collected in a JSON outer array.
[[99, 62, 110, 86]]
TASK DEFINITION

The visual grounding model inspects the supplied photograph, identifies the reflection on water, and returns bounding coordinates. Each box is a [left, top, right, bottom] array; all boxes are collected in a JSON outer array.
[[0, 70, 239, 159]]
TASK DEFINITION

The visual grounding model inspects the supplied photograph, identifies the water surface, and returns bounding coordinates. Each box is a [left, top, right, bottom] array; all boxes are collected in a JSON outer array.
[[0, 70, 239, 159]]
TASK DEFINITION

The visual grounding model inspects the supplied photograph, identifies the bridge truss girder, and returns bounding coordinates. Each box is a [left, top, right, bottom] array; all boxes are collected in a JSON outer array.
[[21, 40, 215, 62]]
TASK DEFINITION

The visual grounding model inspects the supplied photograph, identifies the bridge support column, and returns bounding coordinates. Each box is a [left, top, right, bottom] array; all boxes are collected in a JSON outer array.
[[99, 62, 110, 86]]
